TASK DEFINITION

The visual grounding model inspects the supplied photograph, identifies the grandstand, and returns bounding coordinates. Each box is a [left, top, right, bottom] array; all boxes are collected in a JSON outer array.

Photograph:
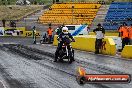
[[39, 2, 101, 25], [90, 4, 110, 30], [103, 2, 132, 30], [38, 0, 132, 30]]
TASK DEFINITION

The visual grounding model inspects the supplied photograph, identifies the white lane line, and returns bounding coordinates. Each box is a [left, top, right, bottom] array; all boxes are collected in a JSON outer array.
[[0, 42, 18, 44], [0, 80, 7, 88]]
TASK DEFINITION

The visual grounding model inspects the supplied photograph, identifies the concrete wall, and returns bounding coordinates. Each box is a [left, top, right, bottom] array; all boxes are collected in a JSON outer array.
[[53, 35, 116, 56], [121, 45, 132, 59]]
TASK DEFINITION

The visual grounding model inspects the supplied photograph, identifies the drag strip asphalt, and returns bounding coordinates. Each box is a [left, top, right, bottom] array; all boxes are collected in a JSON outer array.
[[0, 44, 131, 88]]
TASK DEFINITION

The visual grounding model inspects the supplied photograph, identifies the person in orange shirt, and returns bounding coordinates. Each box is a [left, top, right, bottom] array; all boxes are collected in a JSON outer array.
[[118, 22, 129, 50], [128, 24, 132, 45], [47, 27, 53, 43]]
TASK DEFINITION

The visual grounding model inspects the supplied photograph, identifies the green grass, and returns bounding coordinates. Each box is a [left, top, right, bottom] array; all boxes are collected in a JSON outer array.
[[0, 5, 43, 20], [1, 0, 132, 5], [0, 0, 53, 5]]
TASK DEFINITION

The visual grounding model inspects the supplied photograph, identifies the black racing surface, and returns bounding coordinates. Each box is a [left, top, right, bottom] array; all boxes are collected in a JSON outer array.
[[0, 37, 132, 88]]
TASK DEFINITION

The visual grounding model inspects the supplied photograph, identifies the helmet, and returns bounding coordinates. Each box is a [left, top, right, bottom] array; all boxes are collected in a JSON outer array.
[[97, 23, 101, 26], [62, 27, 68, 34]]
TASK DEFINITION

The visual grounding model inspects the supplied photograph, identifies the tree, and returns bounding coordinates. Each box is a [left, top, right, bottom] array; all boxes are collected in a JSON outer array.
[[7, 0, 10, 5], [53, 0, 55, 4], [34, 0, 37, 5], [24, 0, 27, 5], [56, 0, 59, 2], [2, 0, 5, 5]]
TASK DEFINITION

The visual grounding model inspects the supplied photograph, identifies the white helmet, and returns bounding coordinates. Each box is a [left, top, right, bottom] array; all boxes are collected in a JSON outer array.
[[62, 27, 68, 34]]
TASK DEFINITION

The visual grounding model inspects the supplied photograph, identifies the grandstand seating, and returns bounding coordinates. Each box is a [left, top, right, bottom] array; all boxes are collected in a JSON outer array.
[[103, 2, 132, 30], [39, 3, 101, 25]]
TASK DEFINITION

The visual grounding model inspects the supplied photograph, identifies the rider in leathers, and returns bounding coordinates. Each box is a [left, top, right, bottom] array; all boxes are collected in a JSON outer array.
[[54, 27, 75, 62]]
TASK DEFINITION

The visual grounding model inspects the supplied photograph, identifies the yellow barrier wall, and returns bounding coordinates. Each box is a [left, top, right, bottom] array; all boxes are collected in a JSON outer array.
[[89, 32, 118, 36], [3, 27, 41, 37], [121, 45, 132, 59], [53, 35, 116, 56], [25, 31, 41, 37]]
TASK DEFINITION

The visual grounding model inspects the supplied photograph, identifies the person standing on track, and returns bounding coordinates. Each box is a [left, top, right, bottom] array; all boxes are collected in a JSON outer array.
[[32, 26, 36, 44], [47, 27, 53, 43], [118, 22, 129, 50], [128, 24, 132, 45], [93, 23, 105, 54]]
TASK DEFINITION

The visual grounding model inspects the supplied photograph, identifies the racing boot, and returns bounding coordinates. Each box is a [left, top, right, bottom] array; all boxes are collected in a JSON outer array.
[[54, 57, 57, 62]]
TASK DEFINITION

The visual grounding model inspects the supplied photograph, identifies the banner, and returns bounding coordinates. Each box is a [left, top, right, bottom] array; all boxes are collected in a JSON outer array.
[[76, 67, 131, 85], [0, 27, 4, 36], [72, 24, 87, 36], [4, 27, 26, 36]]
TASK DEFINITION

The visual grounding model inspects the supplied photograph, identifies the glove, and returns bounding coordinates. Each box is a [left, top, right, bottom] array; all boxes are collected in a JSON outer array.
[[59, 38, 62, 41], [72, 39, 75, 42]]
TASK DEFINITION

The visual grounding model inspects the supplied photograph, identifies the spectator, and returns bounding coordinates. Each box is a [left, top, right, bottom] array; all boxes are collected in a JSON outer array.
[[118, 22, 129, 50], [128, 24, 132, 45], [93, 23, 105, 54], [47, 27, 53, 43]]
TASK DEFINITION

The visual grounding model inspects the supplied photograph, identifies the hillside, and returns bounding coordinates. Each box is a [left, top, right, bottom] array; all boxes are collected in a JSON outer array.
[[0, 5, 43, 20], [1, 0, 132, 5]]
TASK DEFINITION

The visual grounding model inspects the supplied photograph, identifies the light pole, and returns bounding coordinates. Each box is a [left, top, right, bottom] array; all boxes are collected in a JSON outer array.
[[72, 0, 74, 24]]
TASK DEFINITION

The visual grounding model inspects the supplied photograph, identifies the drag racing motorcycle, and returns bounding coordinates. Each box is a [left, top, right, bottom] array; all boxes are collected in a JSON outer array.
[[57, 38, 75, 63]]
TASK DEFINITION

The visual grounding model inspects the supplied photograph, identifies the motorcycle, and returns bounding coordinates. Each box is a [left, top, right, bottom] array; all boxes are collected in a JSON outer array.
[[57, 40, 75, 63]]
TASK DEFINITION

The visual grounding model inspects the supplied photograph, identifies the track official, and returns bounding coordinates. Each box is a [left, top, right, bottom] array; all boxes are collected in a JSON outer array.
[[128, 24, 132, 45], [47, 27, 53, 43], [33, 26, 36, 44], [93, 23, 105, 54], [119, 23, 129, 50]]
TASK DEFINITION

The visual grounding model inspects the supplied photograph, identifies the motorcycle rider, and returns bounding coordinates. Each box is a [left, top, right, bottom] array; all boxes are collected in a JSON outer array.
[[54, 26, 75, 62]]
